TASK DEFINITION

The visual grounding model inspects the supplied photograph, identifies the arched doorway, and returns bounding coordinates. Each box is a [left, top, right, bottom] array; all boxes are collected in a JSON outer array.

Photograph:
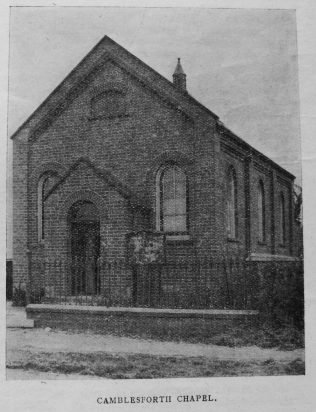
[[69, 200, 100, 295]]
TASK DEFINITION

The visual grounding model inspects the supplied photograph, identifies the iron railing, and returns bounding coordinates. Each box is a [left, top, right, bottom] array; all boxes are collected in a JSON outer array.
[[27, 256, 303, 312]]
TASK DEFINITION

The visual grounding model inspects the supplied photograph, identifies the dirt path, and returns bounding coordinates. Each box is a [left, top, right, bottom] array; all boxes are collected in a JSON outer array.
[[7, 328, 304, 363]]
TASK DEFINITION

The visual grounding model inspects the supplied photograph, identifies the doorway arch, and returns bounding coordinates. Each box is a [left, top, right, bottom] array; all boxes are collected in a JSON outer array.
[[69, 200, 100, 295]]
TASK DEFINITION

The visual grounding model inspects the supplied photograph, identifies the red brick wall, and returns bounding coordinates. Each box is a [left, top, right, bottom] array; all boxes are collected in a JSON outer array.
[[12, 53, 296, 296], [218, 139, 294, 258], [274, 178, 293, 256], [24, 61, 219, 265], [12, 133, 29, 287], [219, 147, 247, 256]]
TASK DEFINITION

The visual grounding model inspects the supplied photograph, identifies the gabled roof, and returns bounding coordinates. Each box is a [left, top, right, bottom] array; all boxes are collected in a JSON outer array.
[[217, 122, 295, 180], [11, 34, 295, 181], [11, 35, 218, 141], [44, 157, 150, 211]]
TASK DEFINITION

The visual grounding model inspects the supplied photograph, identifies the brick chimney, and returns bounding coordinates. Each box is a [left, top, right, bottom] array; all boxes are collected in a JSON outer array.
[[173, 58, 187, 92]]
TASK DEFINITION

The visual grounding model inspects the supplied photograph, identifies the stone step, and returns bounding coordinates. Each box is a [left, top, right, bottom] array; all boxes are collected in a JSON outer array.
[[7, 302, 34, 328], [7, 318, 34, 328]]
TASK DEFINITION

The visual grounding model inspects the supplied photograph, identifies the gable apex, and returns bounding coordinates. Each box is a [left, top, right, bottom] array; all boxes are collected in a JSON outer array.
[[44, 157, 150, 211], [11, 34, 219, 141]]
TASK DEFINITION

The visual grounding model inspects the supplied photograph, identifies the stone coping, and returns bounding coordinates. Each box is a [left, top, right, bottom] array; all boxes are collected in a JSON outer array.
[[26, 304, 258, 319], [247, 253, 300, 262]]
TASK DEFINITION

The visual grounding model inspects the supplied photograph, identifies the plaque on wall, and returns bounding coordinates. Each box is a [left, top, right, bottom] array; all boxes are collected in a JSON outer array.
[[127, 231, 165, 265]]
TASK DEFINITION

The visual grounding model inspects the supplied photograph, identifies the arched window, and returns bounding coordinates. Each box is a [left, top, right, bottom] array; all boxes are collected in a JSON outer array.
[[91, 90, 126, 119], [226, 168, 237, 239], [280, 193, 286, 245], [37, 172, 57, 242], [156, 165, 187, 233], [257, 181, 265, 242]]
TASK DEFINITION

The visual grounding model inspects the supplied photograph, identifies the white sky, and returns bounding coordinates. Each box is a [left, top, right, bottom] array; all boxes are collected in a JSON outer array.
[[6, 7, 302, 257]]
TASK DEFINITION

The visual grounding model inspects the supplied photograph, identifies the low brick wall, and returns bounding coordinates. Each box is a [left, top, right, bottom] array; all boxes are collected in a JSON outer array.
[[26, 304, 259, 342]]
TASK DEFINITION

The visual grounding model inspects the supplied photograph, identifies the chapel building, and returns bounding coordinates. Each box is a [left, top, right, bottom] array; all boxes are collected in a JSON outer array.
[[11, 36, 297, 307]]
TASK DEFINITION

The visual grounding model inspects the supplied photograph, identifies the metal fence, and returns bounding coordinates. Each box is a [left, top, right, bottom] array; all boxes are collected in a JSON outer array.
[[27, 256, 303, 311]]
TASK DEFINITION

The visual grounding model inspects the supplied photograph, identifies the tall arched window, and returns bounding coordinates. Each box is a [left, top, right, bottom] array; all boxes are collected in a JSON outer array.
[[37, 172, 57, 242], [280, 193, 286, 245], [226, 168, 237, 239], [257, 180, 265, 242], [156, 165, 187, 233]]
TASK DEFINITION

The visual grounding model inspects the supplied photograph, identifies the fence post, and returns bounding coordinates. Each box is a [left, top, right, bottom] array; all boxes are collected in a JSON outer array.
[[223, 258, 231, 308], [108, 261, 112, 307], [26, 250, 32, 305]]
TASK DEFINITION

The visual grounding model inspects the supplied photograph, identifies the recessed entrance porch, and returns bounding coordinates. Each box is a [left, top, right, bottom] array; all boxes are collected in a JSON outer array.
[[69, 200, 100, 296]]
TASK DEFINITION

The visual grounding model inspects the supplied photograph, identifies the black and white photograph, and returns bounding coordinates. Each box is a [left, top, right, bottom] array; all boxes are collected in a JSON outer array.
[[2, 1, 315, 411]]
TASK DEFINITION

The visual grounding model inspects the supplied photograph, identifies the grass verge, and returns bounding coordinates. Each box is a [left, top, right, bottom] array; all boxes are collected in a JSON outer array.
[[58, 321, 304, 351], [7, 351, 305, 379], [206, 324, 304, 350]]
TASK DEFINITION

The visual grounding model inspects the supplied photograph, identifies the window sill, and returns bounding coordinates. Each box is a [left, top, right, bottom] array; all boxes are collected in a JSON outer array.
[[34, 241, 45, 249], [247, 253, 299, 262], [165, 234, 192, 243], [227, 237, 239, 243]]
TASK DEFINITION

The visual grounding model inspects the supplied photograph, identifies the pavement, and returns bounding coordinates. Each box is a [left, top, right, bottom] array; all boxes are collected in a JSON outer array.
[[6, 301, 304, 380], [6, 302, 34, 328], [6, 301, 304, 362]]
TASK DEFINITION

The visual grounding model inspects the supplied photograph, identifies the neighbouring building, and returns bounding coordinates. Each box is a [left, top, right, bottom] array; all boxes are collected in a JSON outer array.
[[11, 35, 298, 309]]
